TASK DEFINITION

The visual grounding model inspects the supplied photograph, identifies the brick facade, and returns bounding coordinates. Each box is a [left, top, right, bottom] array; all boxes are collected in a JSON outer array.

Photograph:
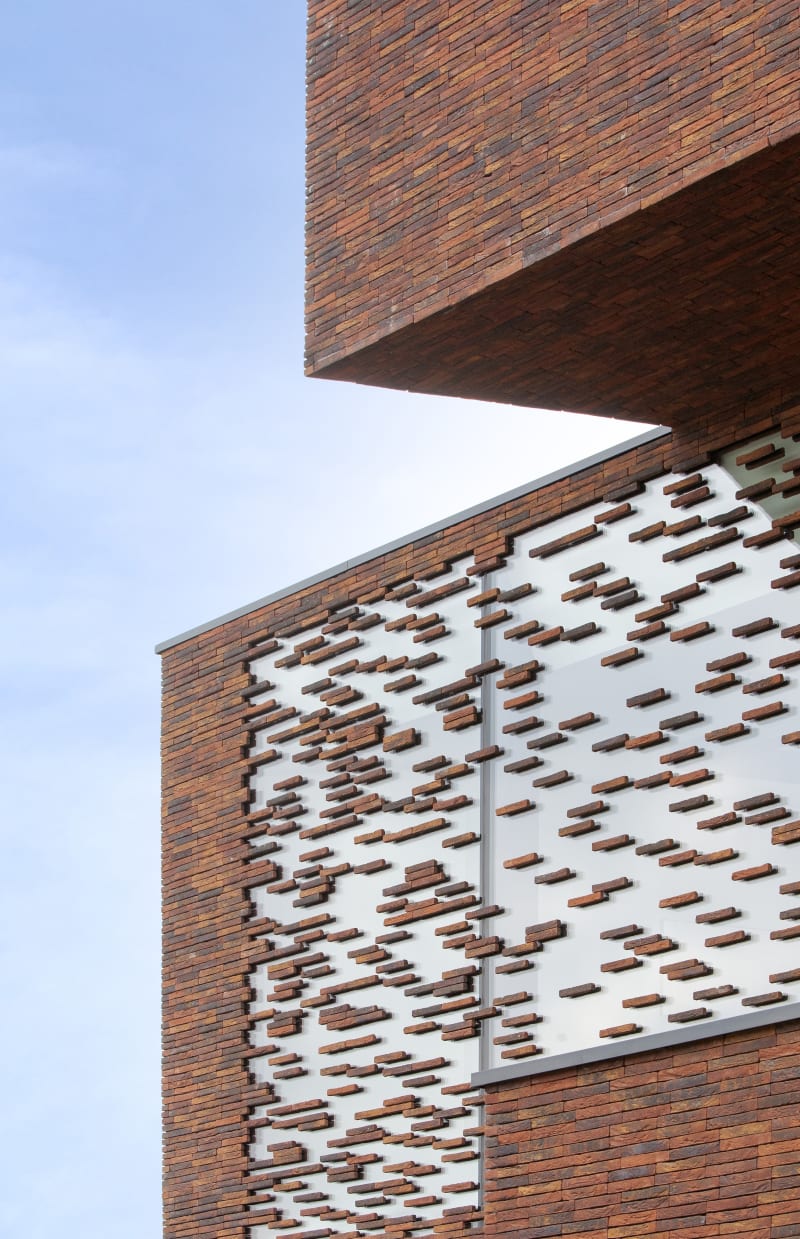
[[484, 1019, 800, 1238], [306, 1, 800, 423], [162, 403, 800, 1237], [162, 624, 251, 1234], [162, 2, 800, 1234]]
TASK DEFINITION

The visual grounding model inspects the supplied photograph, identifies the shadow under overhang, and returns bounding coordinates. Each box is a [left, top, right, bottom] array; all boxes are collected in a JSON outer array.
[[312, 134, 800, 428]]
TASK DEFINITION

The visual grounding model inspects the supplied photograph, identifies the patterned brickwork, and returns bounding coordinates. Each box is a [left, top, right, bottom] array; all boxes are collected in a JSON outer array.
[[483, 1017, 800, 1238], [305, 3, 800, 423], [162, 412, 800, 1238], [480, 430, 800, 1057]]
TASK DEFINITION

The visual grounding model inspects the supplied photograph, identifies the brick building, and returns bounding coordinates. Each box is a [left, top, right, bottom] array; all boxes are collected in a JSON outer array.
[[161, 3, 800, 1236]]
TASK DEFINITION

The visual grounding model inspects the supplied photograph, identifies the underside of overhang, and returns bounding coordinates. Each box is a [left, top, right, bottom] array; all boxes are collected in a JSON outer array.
[[312, 134, 800, 428]]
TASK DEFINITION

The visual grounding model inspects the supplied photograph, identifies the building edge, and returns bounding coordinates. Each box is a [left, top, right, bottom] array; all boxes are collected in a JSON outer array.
[[155, 425, 669, 655]]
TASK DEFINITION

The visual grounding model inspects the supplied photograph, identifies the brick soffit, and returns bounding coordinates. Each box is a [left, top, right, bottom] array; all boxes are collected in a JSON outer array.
[[309, 135, 800, 425]]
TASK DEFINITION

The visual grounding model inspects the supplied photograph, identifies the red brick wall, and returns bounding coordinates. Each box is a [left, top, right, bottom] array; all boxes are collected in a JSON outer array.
[[483, 1018, 800, 1239], [308, 136, 800, 427], [161, 402, 800, 1237], [306, 0, 800, 378], [162, 626, 253, 1235]]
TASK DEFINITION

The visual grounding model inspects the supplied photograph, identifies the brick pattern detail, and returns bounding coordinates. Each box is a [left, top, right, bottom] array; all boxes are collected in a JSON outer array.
[[162, 414, 800, 1238], [483, 1018, 800, 1238]]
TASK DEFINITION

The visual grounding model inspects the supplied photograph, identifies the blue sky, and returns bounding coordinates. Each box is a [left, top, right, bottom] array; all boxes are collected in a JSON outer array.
[[0, 7, 646, 1236]]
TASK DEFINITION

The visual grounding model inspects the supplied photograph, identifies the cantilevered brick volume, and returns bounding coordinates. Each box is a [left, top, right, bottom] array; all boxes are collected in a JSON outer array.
[[306, 1, 800, 425]]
